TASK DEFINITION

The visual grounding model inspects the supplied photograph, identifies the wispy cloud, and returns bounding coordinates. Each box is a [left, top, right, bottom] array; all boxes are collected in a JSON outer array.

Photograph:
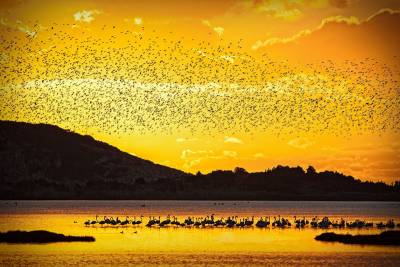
[[134, 17, 143, 25], [288, 138, 314, 149], [180, 148, 240, 169], [213, 26, 224, 36], [223, 150, 238, 157], [180, 149, 212, 160], [251, 8, 400, 50], [0, 18, 37, 37], [201, 19, 224, 36], [251, 14, 359, 49], [181, 149, 213, 168], [365, 8, 400, 21], [17, 25, 37, 37], [220, 55, 235, 63], [201, 19, 211, 27], [237, 0, 304, 21], [224, 136, 243, 144], [73, 10, 101, 23], [253, 152, 265, 159]]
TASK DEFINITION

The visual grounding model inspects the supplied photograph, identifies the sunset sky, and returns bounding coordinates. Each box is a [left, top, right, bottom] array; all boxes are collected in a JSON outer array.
[[1, 0, 399, 182]]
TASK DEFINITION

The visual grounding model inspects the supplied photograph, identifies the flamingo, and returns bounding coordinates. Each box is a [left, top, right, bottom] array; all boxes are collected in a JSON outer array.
[[134, 215, 143, 225], [160, 215, 171, 227], [245, 216, 254, 227], [256, 217, 267, 228], [120, 216, 130, 226], [90, 215, 98, 225], [99, 216, 106, 225]]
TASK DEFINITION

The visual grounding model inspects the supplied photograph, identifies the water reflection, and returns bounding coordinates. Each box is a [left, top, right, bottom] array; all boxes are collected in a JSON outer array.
[[1, 201, 399, 266]]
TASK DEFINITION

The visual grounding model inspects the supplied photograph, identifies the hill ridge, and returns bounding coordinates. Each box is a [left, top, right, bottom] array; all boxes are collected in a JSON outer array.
[[1, 120, 398, 200]]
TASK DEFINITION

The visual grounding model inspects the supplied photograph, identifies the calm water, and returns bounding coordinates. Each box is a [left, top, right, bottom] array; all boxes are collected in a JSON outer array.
[[1, 201, 400, 266]]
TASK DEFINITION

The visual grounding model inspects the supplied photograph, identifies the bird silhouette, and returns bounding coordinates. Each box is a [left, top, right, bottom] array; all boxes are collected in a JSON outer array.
[[0, 23, 397, 139]]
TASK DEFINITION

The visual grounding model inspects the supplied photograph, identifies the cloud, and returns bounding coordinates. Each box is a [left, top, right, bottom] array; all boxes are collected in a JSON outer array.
[[180, 149, 212, 160], [223, 150, 238, 157], [220, 55, 235, 63], [252, 14, 359, 49], [197, 50, 235, 63], [17, 24, 36, 37], [248, 0, 304, 21], [213, 26, 224, 36], [201, 19, 212, 27], [180, 149, 195, 160], [320, 14, 360, 25], [180, 148, 241, 169], [366, 8, 400, 21], [224, 136, 243, 144], [253, 152, 265, 159], [134, 17, 143, 25], [181, 149, 214, 168], [288, 138, 314, 149], [184, 158, 202, 168], [274, 8, 302, 20], [252, 8, 400, 51], [73, 10, 101, 23], [252, 8, 400, 61], [252, 28, 312, 49], [310, 141, 400, 182], [201, 19, 224, 36], [0, 18, 37, 37]]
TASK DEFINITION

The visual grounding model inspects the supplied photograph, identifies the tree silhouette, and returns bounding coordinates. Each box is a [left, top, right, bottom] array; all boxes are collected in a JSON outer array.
[[307, 166, 316, 175], [234, 167, 248, 175]]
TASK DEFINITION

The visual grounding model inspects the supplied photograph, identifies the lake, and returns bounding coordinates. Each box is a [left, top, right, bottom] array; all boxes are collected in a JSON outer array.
[[1, 200, 400, 266]]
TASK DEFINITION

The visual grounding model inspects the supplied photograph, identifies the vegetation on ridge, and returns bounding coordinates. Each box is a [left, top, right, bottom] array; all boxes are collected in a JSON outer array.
[[1, 120, 399, 200]]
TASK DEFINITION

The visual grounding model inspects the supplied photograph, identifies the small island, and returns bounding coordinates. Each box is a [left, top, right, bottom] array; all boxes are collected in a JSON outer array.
[[0, 230, 95, 243], [315, 231, 400, 246]]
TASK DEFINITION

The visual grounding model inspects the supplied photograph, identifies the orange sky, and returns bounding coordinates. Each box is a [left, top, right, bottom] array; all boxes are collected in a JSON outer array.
[[0, 0, 399, 182]]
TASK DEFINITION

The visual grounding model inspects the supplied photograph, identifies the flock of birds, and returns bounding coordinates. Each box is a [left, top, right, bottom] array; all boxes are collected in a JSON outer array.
[[1, 23, 399, 137], [83, 214, 400, 230]]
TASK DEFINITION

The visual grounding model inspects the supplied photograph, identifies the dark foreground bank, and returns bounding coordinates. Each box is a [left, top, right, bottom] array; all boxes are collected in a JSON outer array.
[[315, 231, 400, 246], [0, 230, 95, 243]]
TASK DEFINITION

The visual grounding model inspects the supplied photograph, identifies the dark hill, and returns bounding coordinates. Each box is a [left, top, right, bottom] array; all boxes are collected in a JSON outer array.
[[0, 120, 185, 199], [1, 121, 399, 200], [179, 167, 399, 201]]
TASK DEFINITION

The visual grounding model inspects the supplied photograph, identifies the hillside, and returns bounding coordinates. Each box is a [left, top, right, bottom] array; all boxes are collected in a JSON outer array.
[[0, 120, 186, 199], [174, 167, 399, 201], [0, 121, 398, 200]]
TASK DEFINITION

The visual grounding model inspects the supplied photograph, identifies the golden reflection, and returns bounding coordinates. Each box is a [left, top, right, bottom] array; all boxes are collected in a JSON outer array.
[[1, 214, 399, 254]]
